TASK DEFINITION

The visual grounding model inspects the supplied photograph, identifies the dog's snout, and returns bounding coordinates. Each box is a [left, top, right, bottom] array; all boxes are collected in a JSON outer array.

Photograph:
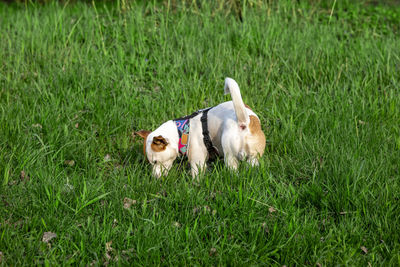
[[152, 165, 163, 178]]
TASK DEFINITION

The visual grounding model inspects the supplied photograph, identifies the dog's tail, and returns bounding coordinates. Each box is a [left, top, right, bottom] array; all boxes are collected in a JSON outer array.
[[224, 77, 249, 127]]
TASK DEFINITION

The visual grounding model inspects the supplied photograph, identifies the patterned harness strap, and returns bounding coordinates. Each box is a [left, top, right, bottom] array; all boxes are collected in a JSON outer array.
[[174, 118, 190, 155], [173, 107, 217, 158]]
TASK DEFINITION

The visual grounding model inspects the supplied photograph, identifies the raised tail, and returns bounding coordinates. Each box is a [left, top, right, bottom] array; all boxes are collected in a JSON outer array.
[[224, 77, 249, 126]]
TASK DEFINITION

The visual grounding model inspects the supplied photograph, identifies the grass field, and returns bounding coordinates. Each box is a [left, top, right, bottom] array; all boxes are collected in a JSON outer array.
[[1, 0, 400, 265]]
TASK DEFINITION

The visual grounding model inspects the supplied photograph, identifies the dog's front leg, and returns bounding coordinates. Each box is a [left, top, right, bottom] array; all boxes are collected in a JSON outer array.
[[188, 137, 208, 179], [190, 160, 207, 179]]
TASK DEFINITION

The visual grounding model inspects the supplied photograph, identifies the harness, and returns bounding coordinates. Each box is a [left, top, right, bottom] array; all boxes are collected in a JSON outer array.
[[173, 107, 218, 159]]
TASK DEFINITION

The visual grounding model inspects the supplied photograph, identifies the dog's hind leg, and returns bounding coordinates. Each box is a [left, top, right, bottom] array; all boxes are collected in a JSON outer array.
[[224, 155, 239, 170], [221, 130, 241, 171], [247, 156, 259, 166]]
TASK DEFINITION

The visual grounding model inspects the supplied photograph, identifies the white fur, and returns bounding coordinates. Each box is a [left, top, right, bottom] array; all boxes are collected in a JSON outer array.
[[224, 77, 249, 125], [144, 121, 180, 178], [143, 77, 265, 178]]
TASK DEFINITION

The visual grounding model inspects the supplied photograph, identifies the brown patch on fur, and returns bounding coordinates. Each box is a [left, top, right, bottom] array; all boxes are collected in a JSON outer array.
[[151, 135, 168, 152], [244, 104, 252, 110], [249, 115, 266, 155], [136, 130, 151, 156], [249, 116, 262, 134]]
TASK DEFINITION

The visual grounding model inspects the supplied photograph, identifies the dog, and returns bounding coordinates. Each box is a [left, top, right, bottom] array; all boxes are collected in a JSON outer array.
[[136, 78, 266, 178]]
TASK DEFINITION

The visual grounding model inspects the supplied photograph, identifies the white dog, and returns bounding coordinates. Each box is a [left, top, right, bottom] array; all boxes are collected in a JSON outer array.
[[136, 78, 266, 178]]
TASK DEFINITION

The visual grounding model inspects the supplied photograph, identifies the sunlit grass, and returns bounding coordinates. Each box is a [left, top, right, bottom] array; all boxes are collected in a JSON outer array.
[[0, 0, 399, 265]]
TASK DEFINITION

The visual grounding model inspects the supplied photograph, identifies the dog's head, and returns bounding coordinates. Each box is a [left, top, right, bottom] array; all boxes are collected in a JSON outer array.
[[136, 130, 178, 178]]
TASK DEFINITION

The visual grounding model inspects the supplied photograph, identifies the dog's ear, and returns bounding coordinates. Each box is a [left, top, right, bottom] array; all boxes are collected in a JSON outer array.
[[136, 130, 151, 139], [136, 130, 152, 157], [151, 135, 168, 152]]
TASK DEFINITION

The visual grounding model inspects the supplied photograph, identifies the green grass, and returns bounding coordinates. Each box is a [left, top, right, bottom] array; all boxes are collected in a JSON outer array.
[[1, 0, 400, 265]]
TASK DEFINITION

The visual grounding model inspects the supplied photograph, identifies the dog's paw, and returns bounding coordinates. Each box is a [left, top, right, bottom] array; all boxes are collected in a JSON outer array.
[[247, 157, 259, 167]]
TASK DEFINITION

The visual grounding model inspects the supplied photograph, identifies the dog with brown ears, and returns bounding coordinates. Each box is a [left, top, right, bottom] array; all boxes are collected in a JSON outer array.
[[136, 78, 266, 178]]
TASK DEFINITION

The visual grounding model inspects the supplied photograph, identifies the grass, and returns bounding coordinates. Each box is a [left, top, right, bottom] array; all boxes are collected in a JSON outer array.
[[0, 0, 400, 265]]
